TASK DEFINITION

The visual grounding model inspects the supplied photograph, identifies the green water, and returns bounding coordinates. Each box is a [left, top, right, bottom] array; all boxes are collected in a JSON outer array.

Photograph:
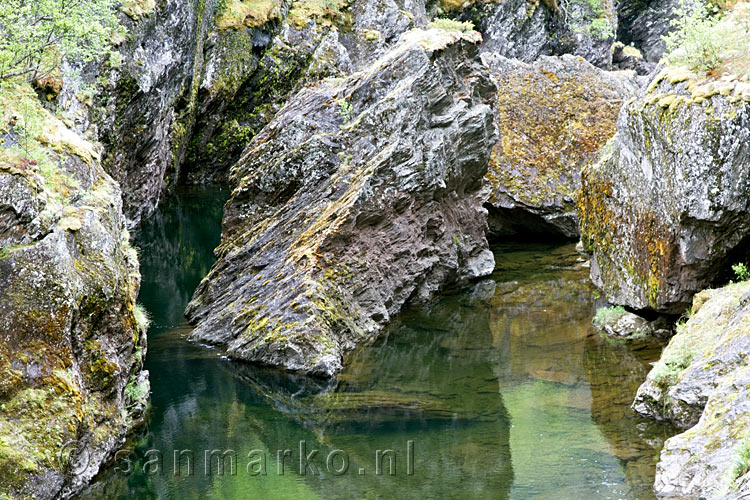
[[79, 187, 674, 500]]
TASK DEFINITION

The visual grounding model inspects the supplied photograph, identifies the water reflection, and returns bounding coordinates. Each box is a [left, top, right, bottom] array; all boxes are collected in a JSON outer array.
[[79, 189, 674, 500]]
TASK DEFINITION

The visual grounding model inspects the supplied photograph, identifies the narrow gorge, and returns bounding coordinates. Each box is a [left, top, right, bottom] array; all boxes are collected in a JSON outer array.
[[1, 0, 749, 499]]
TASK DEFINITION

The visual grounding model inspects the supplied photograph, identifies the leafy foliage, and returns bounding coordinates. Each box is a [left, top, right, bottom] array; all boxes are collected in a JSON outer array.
[[733, 262, 750, 282], [662, 0, 750, 73], [558, 0, 614, 41], [0, 0, 124, 82], [731, 437, 750, 484], [133, 303, 152, 334], [593, 305, 626, 326]]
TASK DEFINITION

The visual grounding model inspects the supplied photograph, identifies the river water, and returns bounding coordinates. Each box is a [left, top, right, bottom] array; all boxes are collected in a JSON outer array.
[[79, 186, 675, 500]]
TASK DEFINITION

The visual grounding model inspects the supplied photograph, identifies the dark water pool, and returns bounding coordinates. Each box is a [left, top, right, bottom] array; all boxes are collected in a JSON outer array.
[[79, 186, 675, 500]]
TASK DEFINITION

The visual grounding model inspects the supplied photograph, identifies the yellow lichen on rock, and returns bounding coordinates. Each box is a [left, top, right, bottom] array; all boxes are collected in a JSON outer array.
[[215, 0, 281, 29], [287, 0, 349, 29], [121, 0, 156, 20]]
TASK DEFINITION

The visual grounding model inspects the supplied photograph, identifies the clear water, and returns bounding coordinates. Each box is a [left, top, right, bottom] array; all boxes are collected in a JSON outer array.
[[79, 186, 675, 500]]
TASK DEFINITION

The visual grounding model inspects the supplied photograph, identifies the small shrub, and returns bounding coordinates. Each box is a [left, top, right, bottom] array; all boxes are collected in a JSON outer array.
[[733, 262, 750, 282], [428, 18, 476, 33], [651, 322, 695, 387], [661, 0, 746, 72], [731, 437, 750, 483], [133, 303, 151, 334], [336, 99, 353, 122], [558, 0, 614, 41], [593, 305, 626, 326], [125, 375, 148, 402], [0, 0, 125, 82]]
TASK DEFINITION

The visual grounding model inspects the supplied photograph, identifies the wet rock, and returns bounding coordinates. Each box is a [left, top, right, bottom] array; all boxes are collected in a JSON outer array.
[[632, 282, 750, 498], [579, 68, 750, 314], [592, 306, 671, 340], [0, 84, 147, 498], [186, 28, 497, 377], [481, 53, 637, 239], [593, 308, 651, 338], [77, 0, 218, 226]]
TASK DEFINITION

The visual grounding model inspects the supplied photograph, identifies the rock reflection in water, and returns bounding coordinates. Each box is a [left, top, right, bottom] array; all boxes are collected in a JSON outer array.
[[78, 189, 675, 500]]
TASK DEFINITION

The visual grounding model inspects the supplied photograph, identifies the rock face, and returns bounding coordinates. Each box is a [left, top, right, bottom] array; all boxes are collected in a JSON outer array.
[[458, 0, 617, 67], [617, 0, 679, 62], [186, 28, 497, 377], [0, 84, 148, 498], [632, 282, 750, 498], [481, 53, 637, 239], [186, 0, 428, 182], [59, 0, 219, 226], [579, 68, 750, 314]]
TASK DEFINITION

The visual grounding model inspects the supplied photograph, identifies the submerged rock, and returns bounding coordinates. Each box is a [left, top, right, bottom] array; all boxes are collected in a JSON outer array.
[[481, 53, 637, 239], [186, 27, 497, 377], [591, 306, 670, 340], [632, 282, 750, 498], [579, 68, 750, 314], [0, 84, 148, 498]]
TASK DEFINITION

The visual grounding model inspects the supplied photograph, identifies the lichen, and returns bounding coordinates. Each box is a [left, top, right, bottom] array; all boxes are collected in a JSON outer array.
[[491, 62, 622, 207], [121, 0, 156, 20], [287, 0, 349, 29], [215, 0, 280, 30]]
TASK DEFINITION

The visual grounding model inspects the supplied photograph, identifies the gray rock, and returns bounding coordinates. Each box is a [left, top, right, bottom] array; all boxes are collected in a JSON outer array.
[[186, 0, 426, 185], [617, 0, 680, 62], [594, 309, 652, 338], [186, 28, 497, 377], [480, 53, 638, 239], [458, 0, 616, 67], [0, 86, 147, 498], [579, 69, 750, 314], [632, 283, 750, 498], [611, 41, 657, 75]]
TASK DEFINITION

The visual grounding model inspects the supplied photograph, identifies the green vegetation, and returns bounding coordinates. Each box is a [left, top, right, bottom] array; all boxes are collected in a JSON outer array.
[[0, 81, 86, 202], [0, 0, 124, 83], [650, 321, 695, 387], [733, 262, 750, 282], [337, 99, 353, 122], [559, 0, 614, 40], [731, 436, 750, 483], [133, 304, 152, 334], [593, 305, 626, 326], [662, 0, 750, 73], [287, 0, 348, 29], [125, 375, 149, 405], [427, 18, 476, 33]]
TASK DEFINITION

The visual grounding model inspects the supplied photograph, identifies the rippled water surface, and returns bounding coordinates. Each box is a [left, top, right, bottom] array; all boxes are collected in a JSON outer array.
[[80, 186, 675, 500]]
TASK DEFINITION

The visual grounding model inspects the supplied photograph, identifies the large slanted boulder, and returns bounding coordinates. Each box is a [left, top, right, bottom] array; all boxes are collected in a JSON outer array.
[[0, 84, 148, 498], [579, 68, 750, 313], [186, 27, 497, 377], [631, 282, 750, 498], [481, 53, 637, 239]]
